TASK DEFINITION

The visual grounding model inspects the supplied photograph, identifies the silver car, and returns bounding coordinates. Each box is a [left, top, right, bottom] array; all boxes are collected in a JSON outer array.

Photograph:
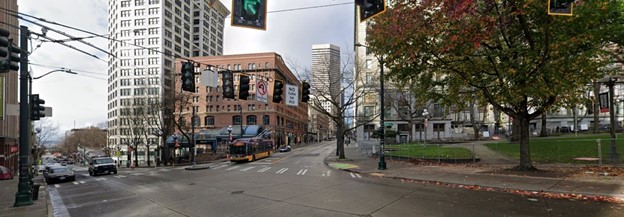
[[44, 166, 76, 183]]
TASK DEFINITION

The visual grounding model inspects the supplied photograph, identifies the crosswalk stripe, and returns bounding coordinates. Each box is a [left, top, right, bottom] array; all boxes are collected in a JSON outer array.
[[296, 169, 304, 175], [73, 181, 79, 185], [355, 173, 362, 178], [302, 169, 308, 175], [350, 173, 356, 178], [327, 170, 331, 176], [276, 168, 288, 174], [240, 166, 255, 172], [212, 164, 228, 169], [55, 184, 60, 188], [226, 166, 241, 171], [257, 167, 271, 172], [79, 181, 86, 184]]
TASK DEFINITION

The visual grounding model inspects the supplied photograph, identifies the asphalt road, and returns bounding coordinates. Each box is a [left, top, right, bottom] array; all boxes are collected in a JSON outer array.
[[48, 142, 624, 217]]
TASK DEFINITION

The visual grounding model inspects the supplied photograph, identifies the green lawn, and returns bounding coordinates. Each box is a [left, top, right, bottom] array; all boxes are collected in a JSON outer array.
[[485, 134, 624, 163], [385, 144, 474, 159]]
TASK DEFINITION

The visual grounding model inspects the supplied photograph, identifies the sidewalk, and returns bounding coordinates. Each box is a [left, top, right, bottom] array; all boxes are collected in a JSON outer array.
[[325, 144, 624, 203], [0, 176, 50, 217]]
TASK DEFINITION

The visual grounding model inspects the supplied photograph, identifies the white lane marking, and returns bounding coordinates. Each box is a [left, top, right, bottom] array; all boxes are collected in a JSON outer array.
[[350, 173, 356, 178], [49, 186, 70, 217], [327, 170, 331, 177], [114, 175, 126, 178], [158, 169, 171, 172], [212, 164, 228, 169], [73, 181, 79, 185], [275, 168, 288, 174], [301, 169, 308, 175], [131, 173, 144, 176], [355, 173, 362, 178], [225, 166, 241, 171], [257, 167, 271, 172], [79, 181, 86, 184], [295, 161, 301, 164], [55, 184, 60, 188], [240, 166, 255, 172], [296, 169, 304, 175]]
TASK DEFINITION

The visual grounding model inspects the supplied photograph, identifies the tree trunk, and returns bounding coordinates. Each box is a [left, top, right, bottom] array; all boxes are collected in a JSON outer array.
[[517, 114, 535, 170], [511, 118, 520, 142], [337, 124, 346, 159], [147, 145, 151, 167], [470, 99, 480, 141], [593, 81, 600, 133], [539, 113, 548, 137]]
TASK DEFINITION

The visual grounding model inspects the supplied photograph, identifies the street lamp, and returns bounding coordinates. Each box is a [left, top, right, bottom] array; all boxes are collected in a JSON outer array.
[[228, 125, 233, 142], [422, 109, 429, 146], [355, 43, 386, 170]]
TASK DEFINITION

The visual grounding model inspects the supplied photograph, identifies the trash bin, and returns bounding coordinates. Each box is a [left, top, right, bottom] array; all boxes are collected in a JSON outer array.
[[32, 184, 41, 200]]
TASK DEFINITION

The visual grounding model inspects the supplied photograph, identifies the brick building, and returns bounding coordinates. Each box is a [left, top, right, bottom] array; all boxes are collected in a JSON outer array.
[[0, 0, 19, 174], [175, 52, 308, 148]]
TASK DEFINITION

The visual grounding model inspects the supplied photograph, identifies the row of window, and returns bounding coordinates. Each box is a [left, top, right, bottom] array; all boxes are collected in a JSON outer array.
[[121, 0, 159, 7], [181, 115, 271, 127]]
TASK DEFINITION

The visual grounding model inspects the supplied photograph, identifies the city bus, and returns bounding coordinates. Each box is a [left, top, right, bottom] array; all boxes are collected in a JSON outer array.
[[229, 138, 273, 162]]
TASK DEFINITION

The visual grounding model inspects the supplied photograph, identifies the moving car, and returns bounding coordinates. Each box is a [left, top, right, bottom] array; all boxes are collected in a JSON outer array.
[[279, 145, 291, 152], [43, 166, 75, 183], [0, 166, 13, 180], [89, 157, 117, 176]]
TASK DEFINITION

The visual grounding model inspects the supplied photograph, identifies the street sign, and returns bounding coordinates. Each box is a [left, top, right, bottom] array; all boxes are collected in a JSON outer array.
[[285, 84, 299, 106], [599, 92, 609, 113], [200, 68, 218, 88], [256, 79, 268, 103]]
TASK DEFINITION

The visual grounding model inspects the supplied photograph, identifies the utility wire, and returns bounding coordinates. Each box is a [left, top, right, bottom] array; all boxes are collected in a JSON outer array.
[[29, 62, 108, 77]]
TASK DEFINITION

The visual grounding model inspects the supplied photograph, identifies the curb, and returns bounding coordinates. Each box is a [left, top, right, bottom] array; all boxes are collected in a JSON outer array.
[[184, 165, 211, 170]]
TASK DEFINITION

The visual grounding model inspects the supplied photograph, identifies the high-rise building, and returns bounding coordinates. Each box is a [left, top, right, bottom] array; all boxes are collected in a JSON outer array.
[[0, 0, 19, 175], [311, 44, 340, 137], [106, 0, 229, 166]]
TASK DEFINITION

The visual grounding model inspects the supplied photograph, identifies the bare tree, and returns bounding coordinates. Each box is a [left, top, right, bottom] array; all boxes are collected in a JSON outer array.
[[60, 127, 107, 154], [291, 52, 378, 159], [33, 119, 60, 161]]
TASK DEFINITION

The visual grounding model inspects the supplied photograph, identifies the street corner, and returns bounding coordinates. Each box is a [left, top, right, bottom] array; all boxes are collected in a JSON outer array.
[[328, 162, 359, 170]]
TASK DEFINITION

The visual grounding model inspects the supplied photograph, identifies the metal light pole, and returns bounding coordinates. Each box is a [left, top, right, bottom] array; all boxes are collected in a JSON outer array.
[[422, 109, 429, 146], [191, 107, 196, 166], [355, 43, 386, 170], [15, 25, 32, 207], [606, 78, 620, 163]]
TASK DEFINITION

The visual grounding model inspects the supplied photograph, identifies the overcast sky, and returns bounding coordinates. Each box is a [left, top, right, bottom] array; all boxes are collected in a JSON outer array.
[[15, 0, 355, 134]]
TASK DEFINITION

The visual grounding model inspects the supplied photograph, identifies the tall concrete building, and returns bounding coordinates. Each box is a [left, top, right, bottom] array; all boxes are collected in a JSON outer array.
[[311, 44, 341, 137], [106, 0, 229, 166], [0, 0, 19, 174]]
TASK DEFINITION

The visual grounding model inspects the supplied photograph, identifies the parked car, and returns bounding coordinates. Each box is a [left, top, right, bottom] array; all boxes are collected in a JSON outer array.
[[279, 145, 291, 152], [0, 166, 14, 180], [43, 166, 75, 183], [89, 157, 117, 176]]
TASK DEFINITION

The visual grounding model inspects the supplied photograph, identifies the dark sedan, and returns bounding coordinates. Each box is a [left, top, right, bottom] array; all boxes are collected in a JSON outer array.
[[44, 166, 75, 183], [279, 145, 291, 152]]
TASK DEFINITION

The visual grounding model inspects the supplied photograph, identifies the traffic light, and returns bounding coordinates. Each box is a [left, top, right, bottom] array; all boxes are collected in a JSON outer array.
[[232, 0, 267, 30], [181, 62, 195, 92], [272, 80, 284, 103], [301, 81, 310, 103], [222, 70, 235, 99], [356, 0, 386, 22], [30, 94, 45, 121], [548, 0, 573, 16], [239, 75, 250, 100], [0, 28, 19, 71]]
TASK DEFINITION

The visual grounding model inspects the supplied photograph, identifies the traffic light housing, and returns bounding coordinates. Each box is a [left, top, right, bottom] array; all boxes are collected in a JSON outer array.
[[239, 75, 250, 100], [30, 94, 45, 121], [181, 62, 195, 92], [222, 70, 235, 99], [356, 0, 386, 22], [232, 0, 267, 30], [301, 81, 310, 103], [272, 80, 284, 103], [0, 28, 19, 71], [548, 0, 573, 16]]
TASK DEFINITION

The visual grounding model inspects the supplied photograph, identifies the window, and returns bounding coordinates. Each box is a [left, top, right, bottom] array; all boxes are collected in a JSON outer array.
[[121, 1, 130, 7], [148, 28, 158, 35], [149, 0, 159, 4], [135, 0, 144, 6], [134, 19, 145, 26], [120, 20, 131, 27], [246, 115, 257, 125], [366, 59, 373, 69], [263, 115, 270, 125], [134, 38, 144, 46], [148, 37, 159, 45], [121, 10, 131, 17], [433, 123, 445, 132], [148, 8, 159, 15], [134, 9, 145, 16], [364, 106, 374, 116], [134, 49, 144, 56], [134, 58, 144, 66], [232, 116, 241, 125], [148, 18, 159, 25], [204, 116, 214, 126]]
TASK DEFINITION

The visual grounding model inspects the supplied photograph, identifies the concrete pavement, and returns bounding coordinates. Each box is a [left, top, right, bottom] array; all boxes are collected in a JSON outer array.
[[326, 143, 624, 203], [0, 176, 50, 217]]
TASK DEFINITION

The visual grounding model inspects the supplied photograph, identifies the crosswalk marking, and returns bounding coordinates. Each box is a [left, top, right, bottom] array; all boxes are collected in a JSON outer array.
[[131, 173, 144, 176], [95, 178, 108, 181], [114, 175, 126, 178], [296, 169, 308, 175], [275, 168, 288, 174], [355, 173, 362, 178], [212, 164, 229, 169], [226, 166, 241, 171], [55, 184, 60, 188], [349, 172, 362, 178], [79, 181, 86, 184], [73, 181, 79, 185], [257, 167, 271, 173], [240, 166, 255, 172]]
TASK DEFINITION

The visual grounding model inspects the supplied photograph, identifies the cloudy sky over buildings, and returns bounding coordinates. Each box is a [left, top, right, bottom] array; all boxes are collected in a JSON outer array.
[[15, 0, 354, 133]]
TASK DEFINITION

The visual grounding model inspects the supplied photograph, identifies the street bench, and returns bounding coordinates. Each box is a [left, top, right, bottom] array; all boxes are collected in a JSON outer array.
[[573, 157, 600, 163]]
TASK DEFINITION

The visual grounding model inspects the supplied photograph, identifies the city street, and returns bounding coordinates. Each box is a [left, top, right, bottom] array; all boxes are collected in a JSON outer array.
[[48, 142, 623, 217]]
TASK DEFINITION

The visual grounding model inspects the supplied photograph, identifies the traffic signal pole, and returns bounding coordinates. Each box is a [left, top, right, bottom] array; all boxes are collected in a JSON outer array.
[[14, 26, 32, 207]]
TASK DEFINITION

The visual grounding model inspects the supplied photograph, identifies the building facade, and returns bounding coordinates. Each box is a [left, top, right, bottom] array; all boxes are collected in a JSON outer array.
[[311, 44, 340, 138], [0, 0, 19, 174], [106, 0, 229, 167], [174, 52, 309, 151]]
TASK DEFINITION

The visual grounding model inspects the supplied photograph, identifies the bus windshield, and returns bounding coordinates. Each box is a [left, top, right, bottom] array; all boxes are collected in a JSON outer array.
[[230, 144, 247, 155]]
